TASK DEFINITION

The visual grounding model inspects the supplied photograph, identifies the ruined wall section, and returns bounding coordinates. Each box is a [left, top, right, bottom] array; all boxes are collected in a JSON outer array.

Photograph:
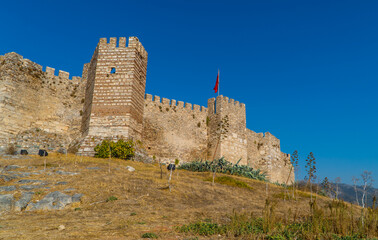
[[78, 37, 148, 156], [0, 52, 85, 154], [207, 95, 248, 165], [246, 129, 293, 184], [80, 47, 99, 137], [142, 94, 208, 162]]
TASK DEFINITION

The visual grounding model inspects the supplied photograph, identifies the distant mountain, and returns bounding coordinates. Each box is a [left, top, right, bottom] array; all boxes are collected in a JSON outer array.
[[297, 180, 377, 207], [337, 183, 377, 207]]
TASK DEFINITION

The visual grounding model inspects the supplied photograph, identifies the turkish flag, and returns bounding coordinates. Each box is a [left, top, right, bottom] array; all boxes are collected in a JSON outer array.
[[213, 71, 219, 93]]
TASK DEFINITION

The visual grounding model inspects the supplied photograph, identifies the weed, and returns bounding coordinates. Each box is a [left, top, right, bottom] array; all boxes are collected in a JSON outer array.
[[74, 208, 81, 211], [204, 176, 252, 189], [6, 144, 16, 155], [130, 212, 137, 216], [177, 200, 378, 239], [106, 196, 118, 202], [141, 232, 158, 238]]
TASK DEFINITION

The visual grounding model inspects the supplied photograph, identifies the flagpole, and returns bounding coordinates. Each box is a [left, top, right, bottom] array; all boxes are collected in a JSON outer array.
[[218, 69, 220, 96]]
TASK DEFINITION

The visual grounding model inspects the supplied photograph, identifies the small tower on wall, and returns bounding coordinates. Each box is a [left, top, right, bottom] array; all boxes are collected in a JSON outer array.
[[78, 37, 148, 156], [207, 95, 248, 165]]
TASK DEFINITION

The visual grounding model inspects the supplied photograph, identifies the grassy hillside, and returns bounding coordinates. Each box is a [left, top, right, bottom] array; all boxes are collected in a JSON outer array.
[[0, 154, 376, 239]]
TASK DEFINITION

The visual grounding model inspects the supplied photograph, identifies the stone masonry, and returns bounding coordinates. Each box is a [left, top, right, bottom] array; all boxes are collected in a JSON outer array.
[[0, 37, 294, 183], [0, 52, 85, 154], [78, 37, 148, 156]]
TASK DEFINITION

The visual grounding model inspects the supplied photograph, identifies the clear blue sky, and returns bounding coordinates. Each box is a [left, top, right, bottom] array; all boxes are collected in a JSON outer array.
[[1, 0, 377, 186]]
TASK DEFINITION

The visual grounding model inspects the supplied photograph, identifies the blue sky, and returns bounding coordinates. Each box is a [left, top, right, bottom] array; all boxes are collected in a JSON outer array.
[[1, 0, 377, 186]]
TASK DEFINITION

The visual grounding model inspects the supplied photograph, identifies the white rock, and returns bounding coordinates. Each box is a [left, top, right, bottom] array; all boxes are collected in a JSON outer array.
[[126, 166, 135, 172]]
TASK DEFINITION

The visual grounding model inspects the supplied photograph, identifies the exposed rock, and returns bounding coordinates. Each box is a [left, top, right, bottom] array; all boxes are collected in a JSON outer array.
[[0, 186, 17, 192], [55, 171, 78, 176], [72, 193, 83, 203], [19, 185, 45, 190], [86, 167, 100, 170], [64, 188, 75, 192], [58, 225, 65, 231], [0, 194, 14, 211], [134, 149, 154, 164], [27, 191, 74, 210], [14, 192, 34, 211], [56, 181, 68, 185], [18, 179, 44, 184], [7, 171, 31, 177], [126, 166, 135, 172], [0, 174, 18, 182], [4, 165, 20, 171]]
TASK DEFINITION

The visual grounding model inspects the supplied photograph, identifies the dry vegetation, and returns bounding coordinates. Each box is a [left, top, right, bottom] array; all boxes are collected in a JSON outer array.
[[0, 154, 375, 239]]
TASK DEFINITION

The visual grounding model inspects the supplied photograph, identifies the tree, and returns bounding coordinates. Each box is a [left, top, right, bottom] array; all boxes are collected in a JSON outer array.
[[210, 157, 228, 185], [290, 150, 299, 198], [360, 170, 374, 226], [305, 152, 317, 201], [212, 115, 230, 160], [361, 171, 373, 209], [321, 177, 331, 197], [352, 176, 360, 206], [334, 177, 341, 200]]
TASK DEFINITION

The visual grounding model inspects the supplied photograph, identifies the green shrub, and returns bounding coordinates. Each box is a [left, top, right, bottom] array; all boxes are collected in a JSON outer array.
[[141, 232, 158, 238], [179, 222, 222, 236], [178, 157, 266, 181], [106, 196, 118, 202], [94, 139, 135, 160]]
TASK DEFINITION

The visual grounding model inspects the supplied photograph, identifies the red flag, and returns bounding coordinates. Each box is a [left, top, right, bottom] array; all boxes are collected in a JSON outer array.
[[213, 71, 219, 93]]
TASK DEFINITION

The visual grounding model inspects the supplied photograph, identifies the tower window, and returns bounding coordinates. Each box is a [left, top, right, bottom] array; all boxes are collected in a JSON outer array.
[[110, 67, 116, 74]]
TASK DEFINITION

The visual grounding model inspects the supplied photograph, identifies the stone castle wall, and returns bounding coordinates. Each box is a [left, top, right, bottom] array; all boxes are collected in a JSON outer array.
[[142, 94, 208, 162], [142, 93, 294, 183], [78, 37, 148, 156], [0, 37, 294, 183], [207, 96, 248, 165], [0, 52, 85, 154], [246, 130, 293, 183]]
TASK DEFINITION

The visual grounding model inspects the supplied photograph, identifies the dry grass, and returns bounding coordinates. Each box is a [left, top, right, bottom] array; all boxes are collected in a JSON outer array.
[[0, 154, 360, 239]]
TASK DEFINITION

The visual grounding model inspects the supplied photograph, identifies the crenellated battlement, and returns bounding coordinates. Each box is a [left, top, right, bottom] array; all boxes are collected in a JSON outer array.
[[2, 52, 82, 84], [207, 95, 246, 115], [216, 95, 246, 108], [44, 66, 82, 83], [98, 37, 148, 59], [145, 94, 207, 112]]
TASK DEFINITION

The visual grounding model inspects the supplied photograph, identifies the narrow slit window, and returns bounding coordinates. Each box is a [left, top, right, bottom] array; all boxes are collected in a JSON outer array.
[[110, 67, 116, 74]]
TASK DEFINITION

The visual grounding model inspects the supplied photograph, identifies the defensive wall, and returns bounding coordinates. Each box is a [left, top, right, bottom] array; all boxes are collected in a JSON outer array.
[[143, 94, 208, 162], [78, 37, 148, 156], [141, 93, 293, 183], [0, 52, 85, 154], [0, 37, 294, 183]]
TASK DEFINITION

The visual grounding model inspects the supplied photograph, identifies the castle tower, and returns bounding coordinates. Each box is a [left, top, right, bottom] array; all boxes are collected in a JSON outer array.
[[78, 37, 148, 156], [207, 95, 248, 165]]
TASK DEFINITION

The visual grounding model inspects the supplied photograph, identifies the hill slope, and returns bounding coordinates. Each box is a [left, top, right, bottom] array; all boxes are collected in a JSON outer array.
[[0, 154, 375, 239]]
